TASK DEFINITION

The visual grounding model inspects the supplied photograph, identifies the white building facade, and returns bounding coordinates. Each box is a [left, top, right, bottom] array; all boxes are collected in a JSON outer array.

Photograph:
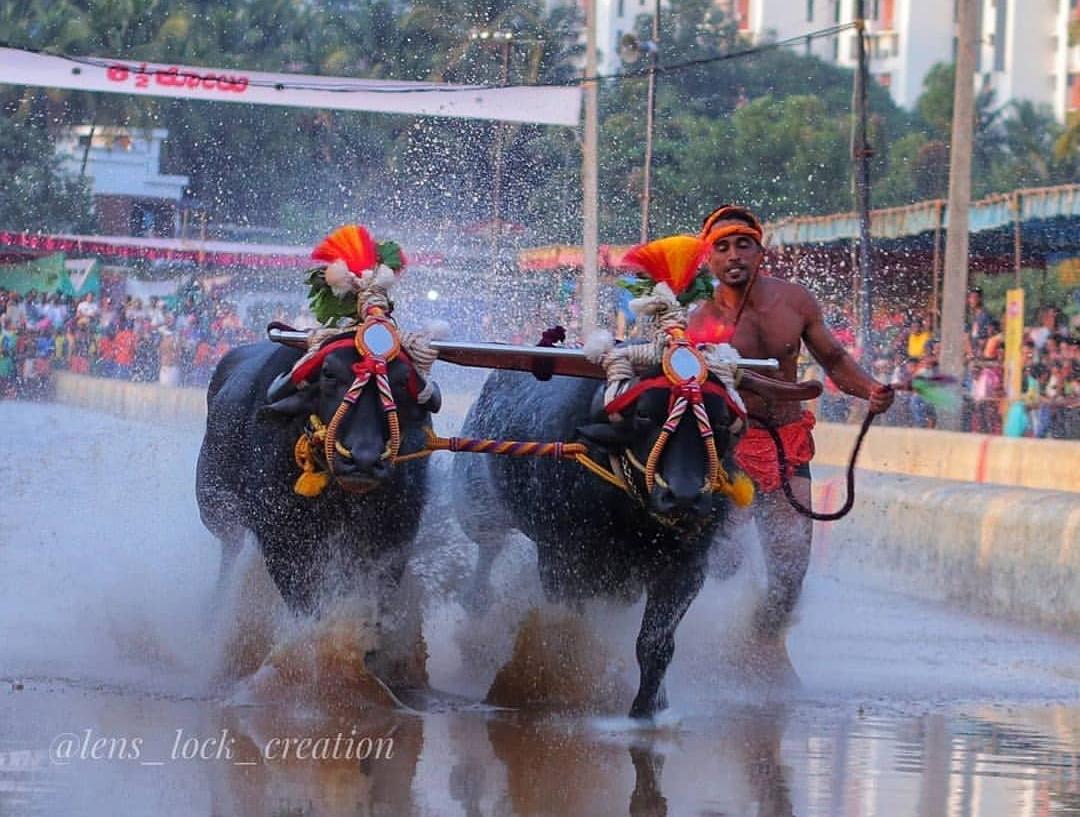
[[55, 127, 189, 237], [590, 0, 1080, 122]]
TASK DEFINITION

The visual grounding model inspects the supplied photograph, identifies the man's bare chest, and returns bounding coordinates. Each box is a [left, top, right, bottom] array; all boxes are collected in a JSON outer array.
[[725, 305, 804, 362]]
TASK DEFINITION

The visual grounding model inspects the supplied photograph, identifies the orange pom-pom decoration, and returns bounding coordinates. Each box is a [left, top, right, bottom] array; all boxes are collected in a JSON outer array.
[[312, 225, 378, 274], [622, 235, 709, 296]]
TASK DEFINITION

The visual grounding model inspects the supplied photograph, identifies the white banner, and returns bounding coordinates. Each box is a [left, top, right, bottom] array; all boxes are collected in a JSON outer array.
[[0, 47, 581, 127]]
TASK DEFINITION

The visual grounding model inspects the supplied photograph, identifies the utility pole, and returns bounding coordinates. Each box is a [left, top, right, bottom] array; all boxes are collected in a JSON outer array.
[[581, 0, 599, 335], [940, 0, 979, 428], [852, 0, 874, 356], [640, 0, 661, 243]]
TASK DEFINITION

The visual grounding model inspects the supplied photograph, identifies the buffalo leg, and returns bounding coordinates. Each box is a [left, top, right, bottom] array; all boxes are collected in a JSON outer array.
[[752, 476, 812, 639], [260, 536, 321, 615], [630, 558, 706, 718]]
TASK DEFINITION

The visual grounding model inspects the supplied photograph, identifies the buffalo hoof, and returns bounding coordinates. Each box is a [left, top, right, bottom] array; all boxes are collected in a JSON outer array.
[[628, 682, 669, 720], [369, 632, 430, 692]]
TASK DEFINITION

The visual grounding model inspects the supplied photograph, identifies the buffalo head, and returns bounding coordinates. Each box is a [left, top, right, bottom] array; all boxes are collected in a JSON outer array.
[[575, 352, 821, 519], [263, 330, 440, 490], [576, 364, 740, 518]]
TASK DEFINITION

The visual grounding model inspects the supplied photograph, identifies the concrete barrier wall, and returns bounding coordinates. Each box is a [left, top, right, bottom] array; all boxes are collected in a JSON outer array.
[[812, 469, 1080, 632], [53, 372, 207, 431], [49, 373, 1080, 630], [814, 422, 1080, 494]]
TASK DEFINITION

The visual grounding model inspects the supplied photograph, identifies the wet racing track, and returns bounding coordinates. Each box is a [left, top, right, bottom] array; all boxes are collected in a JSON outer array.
[[0, 401, 1077, 817]]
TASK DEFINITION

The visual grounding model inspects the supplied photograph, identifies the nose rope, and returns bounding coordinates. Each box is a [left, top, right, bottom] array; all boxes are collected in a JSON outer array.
[[641, 380, 724, 498], [323, 358, 402, 474]]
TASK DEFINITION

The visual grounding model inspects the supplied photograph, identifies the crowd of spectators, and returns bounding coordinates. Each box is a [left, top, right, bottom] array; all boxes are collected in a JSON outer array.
[[2, 282, 1078, 439], [816, 289, 1080, 439], [0, 287, 256, 399]]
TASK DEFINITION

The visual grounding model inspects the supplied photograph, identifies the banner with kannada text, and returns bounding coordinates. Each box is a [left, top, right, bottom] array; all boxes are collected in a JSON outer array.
[[0, 47, 581, 127]]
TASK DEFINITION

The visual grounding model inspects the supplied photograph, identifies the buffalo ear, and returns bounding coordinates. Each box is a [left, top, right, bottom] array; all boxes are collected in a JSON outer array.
[[575, 422, 631, 452], [259, 387, 317, 419]]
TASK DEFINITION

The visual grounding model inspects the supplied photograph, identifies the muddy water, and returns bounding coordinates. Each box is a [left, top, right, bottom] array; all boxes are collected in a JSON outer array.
[[1, 402, 1078, 817]]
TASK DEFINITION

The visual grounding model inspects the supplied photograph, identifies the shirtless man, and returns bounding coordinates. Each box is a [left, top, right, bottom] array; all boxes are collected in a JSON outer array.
[[689, 205, 894, 667]]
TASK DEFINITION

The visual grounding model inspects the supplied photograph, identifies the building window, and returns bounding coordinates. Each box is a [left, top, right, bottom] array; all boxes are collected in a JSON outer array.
[[871, 0, 880, 20], [807, 0, 814, 22], [618, 0, 624, 15]]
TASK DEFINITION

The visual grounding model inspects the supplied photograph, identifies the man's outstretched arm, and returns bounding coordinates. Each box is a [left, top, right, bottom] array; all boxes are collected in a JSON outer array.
[[800, 292, 894, 414]]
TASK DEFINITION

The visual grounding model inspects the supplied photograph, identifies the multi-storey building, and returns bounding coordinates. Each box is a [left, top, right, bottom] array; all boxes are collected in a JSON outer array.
[[55, 127, 189, 237], [595, 0, 1080, 123]]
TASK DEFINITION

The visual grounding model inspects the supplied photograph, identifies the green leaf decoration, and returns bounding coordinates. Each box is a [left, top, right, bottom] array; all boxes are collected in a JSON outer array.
[[304, 266, 324, 287], [309, 287, 358, 325], [617, 269, 714, 307], [306, 265, 358, 325], [617, 276, 653, 298], [678, 271, 715, 306], [377, 241, 404, 272]]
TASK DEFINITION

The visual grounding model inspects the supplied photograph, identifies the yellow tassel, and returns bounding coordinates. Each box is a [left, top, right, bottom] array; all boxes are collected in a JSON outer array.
[[294, 470, 330, 497], [293, 432, 330, 497], [728, 472, 755, 507]]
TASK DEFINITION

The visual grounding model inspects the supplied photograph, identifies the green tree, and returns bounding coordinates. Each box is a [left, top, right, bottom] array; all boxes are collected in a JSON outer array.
[[0, 116, 94, 232]]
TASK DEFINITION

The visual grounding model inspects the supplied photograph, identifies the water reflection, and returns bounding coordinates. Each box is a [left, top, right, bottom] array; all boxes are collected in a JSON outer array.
[[2, 686, 1076, 817]]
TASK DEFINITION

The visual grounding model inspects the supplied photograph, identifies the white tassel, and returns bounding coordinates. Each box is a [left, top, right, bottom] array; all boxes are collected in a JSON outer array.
[[583, 329, 614, 363], [372, 264, 397, 291], [629, 281, 680, 317], [424, 318, 450, 340], [324, 260, 360, 298]]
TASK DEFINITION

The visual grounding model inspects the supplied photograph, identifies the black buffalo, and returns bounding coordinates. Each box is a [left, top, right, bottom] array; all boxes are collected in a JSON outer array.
[[454, 364, 808, 718], [196, 337, 439, 682]]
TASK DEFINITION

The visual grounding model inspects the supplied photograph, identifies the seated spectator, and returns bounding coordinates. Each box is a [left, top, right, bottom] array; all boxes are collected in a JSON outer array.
[[158, 316, 181, 387], [70, 325, 94, 375], [4, 292, 27, 331], [904, 316, 932, 359], [1024, 364, 1052, 438], [76, 293, 99, 327], [910, 342, 940, 429], [112, 321, 137, 380], [0, 318, 16, 398], [971, 347, 1004, 434]]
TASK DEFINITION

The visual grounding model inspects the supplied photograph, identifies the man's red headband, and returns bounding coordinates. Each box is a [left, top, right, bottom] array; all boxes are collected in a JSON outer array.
[[702, 223, 763, 247], [700, 206, 764, 245]]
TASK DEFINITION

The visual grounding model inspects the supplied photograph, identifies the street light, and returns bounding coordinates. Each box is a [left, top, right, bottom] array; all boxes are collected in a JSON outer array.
[[619, 2, 661, 244]]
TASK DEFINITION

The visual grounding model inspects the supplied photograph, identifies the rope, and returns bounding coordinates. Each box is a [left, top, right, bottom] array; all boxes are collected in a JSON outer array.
[[400, 330, 439, 403], [414, 428, 629, 492], [751, 410, 876, 521]]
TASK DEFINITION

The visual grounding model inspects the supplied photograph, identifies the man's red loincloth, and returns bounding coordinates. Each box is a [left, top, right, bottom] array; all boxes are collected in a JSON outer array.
[[734, 410, 816, 492]]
